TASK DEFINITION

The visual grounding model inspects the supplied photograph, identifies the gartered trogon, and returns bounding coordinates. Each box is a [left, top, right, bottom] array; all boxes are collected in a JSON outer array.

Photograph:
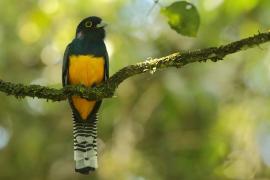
[[62, 16, 109, 174]]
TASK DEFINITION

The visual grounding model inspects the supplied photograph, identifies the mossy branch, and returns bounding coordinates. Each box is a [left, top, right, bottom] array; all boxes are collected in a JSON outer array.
[[1, 31, 270, 101]]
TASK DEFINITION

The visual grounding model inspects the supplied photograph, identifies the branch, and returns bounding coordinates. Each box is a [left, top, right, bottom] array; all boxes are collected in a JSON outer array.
[[1, 32, 270, 101]]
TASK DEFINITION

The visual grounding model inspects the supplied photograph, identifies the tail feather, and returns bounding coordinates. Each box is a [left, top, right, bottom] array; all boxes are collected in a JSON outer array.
[[73, 115, 98, 174]]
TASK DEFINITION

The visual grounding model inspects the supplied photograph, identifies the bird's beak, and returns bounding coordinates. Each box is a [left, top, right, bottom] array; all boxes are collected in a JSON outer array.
[[96, 21, 107, 28]]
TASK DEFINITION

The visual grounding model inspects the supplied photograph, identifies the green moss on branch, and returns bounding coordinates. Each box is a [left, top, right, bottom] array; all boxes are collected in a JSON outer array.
[[0, 31, 270, 101]]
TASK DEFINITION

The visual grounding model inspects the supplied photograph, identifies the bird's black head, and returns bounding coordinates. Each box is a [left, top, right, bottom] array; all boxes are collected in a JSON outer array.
[[76, 16, 107, 40]]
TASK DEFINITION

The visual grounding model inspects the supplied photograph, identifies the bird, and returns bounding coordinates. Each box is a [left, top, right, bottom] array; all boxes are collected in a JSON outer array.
[[62, 16, 109, 174]]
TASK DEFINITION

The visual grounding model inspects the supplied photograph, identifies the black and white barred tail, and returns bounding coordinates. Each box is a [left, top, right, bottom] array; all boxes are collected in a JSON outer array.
[[73, 115, 98, 174]]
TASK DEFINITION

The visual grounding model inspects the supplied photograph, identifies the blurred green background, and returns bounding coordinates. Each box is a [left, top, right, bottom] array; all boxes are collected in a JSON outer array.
[[0, 0, 270, 179]]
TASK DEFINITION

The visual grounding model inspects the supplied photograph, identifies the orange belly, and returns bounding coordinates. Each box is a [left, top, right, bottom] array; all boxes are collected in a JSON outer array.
[[68, 55, 105, 120]]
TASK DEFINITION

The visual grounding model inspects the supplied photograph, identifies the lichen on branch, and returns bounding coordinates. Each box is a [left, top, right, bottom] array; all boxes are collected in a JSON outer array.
[[0, 31, 270, 101]]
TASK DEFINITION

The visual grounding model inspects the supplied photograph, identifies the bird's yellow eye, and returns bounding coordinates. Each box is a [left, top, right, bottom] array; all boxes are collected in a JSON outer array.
[[85, 21, 92, 28]]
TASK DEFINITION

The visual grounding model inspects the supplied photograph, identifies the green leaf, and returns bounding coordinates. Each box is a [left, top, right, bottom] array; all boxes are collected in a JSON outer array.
[[161, 1, 200, 37]]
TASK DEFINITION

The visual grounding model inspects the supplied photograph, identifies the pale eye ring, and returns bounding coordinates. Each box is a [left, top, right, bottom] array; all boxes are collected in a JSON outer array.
[[85, 21, 92, 28]]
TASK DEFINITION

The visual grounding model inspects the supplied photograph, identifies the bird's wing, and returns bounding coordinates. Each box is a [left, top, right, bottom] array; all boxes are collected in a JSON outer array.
[[104, 48, 109, 80], [62, 44, 71, 86]]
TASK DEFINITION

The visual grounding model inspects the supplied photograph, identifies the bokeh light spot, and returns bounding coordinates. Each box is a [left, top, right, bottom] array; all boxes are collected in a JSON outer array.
[[39, 0, 59, 14], [18, 22, 41, 44], [0, 126, 10, 150], [40, 44, 61, 66]]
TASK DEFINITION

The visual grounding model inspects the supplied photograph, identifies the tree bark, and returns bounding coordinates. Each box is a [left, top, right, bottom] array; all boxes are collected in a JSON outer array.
[[0, 31, 270, 101]]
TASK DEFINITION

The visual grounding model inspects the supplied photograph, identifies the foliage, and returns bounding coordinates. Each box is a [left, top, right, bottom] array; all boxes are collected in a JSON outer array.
[[161, 1, 200, 37]]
